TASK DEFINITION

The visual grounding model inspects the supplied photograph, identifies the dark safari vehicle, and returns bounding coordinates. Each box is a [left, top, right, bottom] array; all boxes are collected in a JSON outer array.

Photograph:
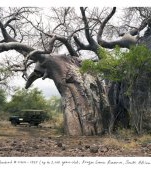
[[9, 110, 48, 126]]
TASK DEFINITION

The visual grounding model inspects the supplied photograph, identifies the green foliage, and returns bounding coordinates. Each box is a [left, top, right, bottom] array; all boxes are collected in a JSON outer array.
[[46, 96, 62, 117], [46, 96, 63, 132], [82, 46, 126, 81], [5, 87, 48, 115], [82, 45, 151, 85], [1, 86, 62, 121], [0, 64, 13, 87], [0, 88, 6, 111]]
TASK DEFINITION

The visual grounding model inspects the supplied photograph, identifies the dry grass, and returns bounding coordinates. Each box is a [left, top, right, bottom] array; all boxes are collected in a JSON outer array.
[[0, 120, 58, 139], [101, 129, 151, 152], [101, 129, 140, 151], [0, 121, 150, 156], [137, 134, 151, 145], [0, 120, 150, 152], [0, 120, 11, 128], [102, 137, 123, 149], [101, 136, 139, 151], [122, 141, 138, 150]]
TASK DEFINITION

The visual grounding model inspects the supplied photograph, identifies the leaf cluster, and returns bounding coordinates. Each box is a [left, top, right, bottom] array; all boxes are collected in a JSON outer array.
[[0, 88, 6, 111], [82, 45, 151, 83], [5, 88, 48, 115]]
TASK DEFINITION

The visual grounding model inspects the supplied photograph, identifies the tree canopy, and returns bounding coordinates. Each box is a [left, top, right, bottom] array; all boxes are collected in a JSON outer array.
[[5, 88, 47, 114], [0, 88, 6, 111], [0, 7, 151, 85]]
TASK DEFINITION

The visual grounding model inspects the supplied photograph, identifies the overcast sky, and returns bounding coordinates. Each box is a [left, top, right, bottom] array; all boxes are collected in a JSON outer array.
[[12, 77, 60, 99], [1, 0, 151, 7]]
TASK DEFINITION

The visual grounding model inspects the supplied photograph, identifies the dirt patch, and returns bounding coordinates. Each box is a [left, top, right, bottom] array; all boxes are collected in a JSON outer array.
[[0, 121, 150, 157]]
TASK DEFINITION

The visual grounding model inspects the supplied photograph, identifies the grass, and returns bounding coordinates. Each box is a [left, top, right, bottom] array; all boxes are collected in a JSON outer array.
[[100, 136, 139, 152], [0, 120, 11, 128], [100, 129, 151, 151], [137, 134, 151, 145], [0, 120, 150, 153]]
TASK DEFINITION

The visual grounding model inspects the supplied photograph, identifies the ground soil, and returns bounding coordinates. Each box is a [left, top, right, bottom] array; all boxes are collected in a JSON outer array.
[[0, 121, 151, 157]]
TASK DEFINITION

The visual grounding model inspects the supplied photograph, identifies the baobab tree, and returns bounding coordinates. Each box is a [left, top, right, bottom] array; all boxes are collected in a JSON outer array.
[[0, 7, 151, 135]]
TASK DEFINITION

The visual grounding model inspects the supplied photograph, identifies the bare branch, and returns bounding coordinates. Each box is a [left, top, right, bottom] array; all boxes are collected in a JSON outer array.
[[0, 21, 16, 42], [25, 49, 47, 61], [7, 24, 17, 38], [47, 35, 57, 53], [52, 23, 64, 33], [0, 42, 33, 54], [56, 35, 78, 56], [52, 7, 70, 33], [40, 33, 47, 51], [100, 33, 138, 49], [96, 7, 145, 49], [73, 35, 92, 51], [97, 7, 116, 43], [80, 7, 94, 45], [21, 15, 78, 56], [134, 7, 151, 19], [121, 19, 147, 36], [4, 17, 19, 27]]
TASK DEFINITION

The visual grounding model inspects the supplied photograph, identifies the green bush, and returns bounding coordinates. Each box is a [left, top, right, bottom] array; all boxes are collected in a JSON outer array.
[[0, 88, 7, 111], [5, 88, 48, 115], [82, 45, 151, 94]]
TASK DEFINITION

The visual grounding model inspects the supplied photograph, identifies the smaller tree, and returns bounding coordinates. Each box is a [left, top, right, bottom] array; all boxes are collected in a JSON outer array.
[[47, 96, 62, 115], [5, 87, 48, 115], [0, 58, 14, 89], [46, 95, 64, 132], [0, 88, 6, 111]]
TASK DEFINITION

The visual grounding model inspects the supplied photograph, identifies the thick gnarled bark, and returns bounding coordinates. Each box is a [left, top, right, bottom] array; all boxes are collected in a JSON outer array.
[[25, 54, 105, 135], [61, 72, 104, 136]]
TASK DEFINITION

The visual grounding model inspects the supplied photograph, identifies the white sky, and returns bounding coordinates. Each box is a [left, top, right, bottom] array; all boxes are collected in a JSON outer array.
[[1, 0, 151, 7], [12, 77, 60, 99], [0, 50, 60, 99]]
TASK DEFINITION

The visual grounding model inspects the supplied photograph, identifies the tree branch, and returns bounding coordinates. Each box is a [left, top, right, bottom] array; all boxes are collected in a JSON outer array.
[[96, 7, 144, 49], [77, 7, 100, 54], [73, 35, 92, 51], [100, 34, 138, 49], [4, 17, 19, 27], [122, 19, 147, 36], [21, 15, 78, 57], [97, 7, 116, 43], [52, 7, 70, 33], [47, 35, 57, 53], [80, 7, 94, 45], [55, 35, 78, 56], [0, 42, 33, 54], [0, 21, 16, 42], [25, 49, 48, 62], [7, 24, 17, 38]]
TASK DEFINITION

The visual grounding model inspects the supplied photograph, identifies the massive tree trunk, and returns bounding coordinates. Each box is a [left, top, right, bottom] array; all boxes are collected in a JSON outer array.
[[129, 72, 151, 134], [107, 81, 130, 133], [106, 34, 151, 134], [129, 35, 151, 134], [26, 54, 105, 136]]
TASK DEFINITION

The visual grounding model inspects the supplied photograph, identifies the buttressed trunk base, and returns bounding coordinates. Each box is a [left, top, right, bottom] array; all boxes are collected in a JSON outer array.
[[26, 54, 105, 136]]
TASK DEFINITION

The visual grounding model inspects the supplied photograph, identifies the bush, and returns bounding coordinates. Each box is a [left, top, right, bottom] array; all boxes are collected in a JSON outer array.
[[82, 45, 151, 90]]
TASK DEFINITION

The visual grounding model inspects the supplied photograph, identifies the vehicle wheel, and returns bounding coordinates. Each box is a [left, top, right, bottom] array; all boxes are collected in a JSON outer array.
[[34, 123, 39, 126], [29, 121, 34, 126], [11, 120, 17, 126]]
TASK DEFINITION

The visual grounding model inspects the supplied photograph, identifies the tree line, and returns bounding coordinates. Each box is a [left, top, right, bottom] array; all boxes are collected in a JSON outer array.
[[0, 87, 62, 120]]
